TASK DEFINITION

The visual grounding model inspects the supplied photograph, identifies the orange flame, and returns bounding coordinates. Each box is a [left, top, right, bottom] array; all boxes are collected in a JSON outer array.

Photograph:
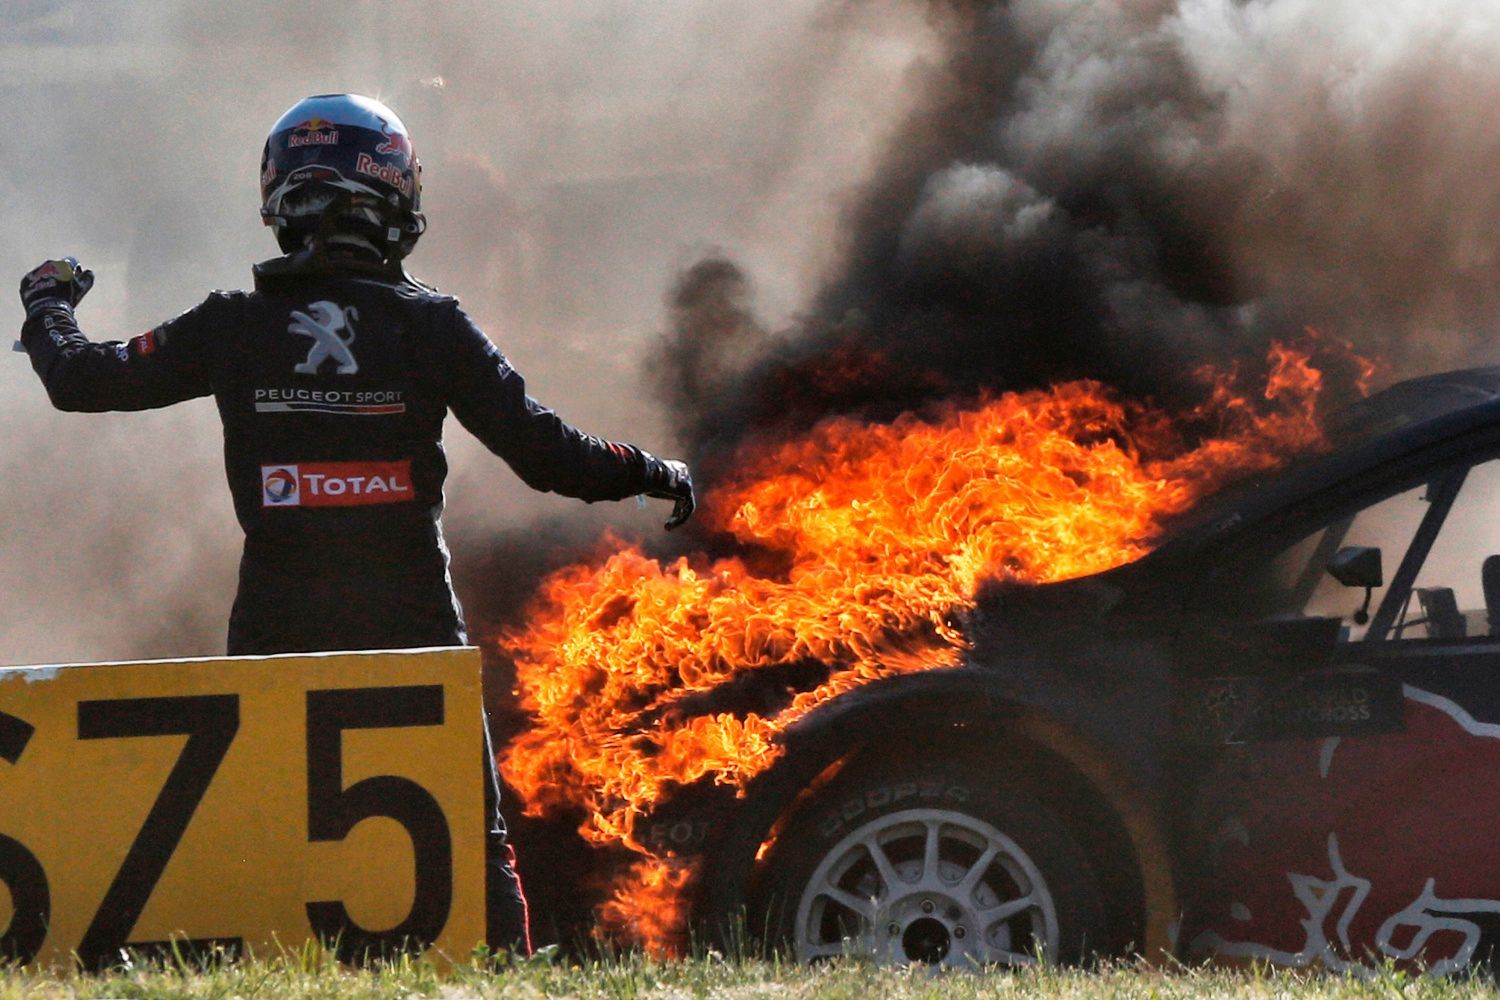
[[498, 337, 1368, 954], [595, 857, 701, 955]]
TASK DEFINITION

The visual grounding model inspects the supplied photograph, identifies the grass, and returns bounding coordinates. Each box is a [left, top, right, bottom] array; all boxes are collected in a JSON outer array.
[[3, 947, 1500, 1000]]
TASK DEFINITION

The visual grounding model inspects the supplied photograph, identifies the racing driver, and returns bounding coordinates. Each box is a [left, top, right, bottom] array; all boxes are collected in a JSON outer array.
[[16, 93, 695, 957]]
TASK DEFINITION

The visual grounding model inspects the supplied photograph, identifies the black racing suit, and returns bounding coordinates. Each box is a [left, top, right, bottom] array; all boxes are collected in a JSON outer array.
[[21, 253, 664, 954]]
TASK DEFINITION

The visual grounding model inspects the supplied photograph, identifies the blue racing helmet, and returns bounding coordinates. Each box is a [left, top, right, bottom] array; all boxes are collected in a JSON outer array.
[[260, 93, 426, 260]]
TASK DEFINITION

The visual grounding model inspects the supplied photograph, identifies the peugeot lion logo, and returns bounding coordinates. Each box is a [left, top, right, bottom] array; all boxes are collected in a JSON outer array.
[[288, 301, 359, 375]]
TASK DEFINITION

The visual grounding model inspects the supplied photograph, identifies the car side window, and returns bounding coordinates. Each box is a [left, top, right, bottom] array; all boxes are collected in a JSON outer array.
[[1255, 484, 1430, 641], [1399, 457, 1500, 642]]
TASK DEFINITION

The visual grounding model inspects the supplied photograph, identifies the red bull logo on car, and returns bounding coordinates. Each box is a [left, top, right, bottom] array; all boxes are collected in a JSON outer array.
[[1188, 685, 1500, 976], [287, 117, 339, 148], [260, 460, 414, 508]]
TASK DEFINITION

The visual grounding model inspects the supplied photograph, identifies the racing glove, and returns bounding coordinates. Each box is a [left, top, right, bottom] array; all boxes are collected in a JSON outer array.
[[19, 257, 94, 317], [643, 454, 696, 531]]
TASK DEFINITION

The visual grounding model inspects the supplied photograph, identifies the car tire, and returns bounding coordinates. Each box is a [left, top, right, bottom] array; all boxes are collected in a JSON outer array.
[[749, 756, 1108, 967]]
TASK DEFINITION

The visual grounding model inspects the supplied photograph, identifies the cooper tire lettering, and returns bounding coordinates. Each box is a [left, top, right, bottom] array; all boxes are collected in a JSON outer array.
[[304, 686, 451, 963], [817, 781, 979, 842], [74, 695, 241, 970]]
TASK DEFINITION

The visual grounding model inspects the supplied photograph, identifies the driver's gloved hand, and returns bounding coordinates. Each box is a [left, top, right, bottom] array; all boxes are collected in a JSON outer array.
[[643, 454, 696, 531], [20, 257, 94, 317]]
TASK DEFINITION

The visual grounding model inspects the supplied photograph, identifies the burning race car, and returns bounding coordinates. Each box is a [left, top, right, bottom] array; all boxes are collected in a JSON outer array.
[[495, 354, 1500, 974]]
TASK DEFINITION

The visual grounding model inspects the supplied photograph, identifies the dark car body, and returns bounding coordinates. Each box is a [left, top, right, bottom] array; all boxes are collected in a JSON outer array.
[[667, 366, 1500, 973]]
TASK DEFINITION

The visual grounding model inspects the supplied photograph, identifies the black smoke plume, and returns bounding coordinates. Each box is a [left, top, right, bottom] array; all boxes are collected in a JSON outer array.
[[660, 0, 1500, 470]]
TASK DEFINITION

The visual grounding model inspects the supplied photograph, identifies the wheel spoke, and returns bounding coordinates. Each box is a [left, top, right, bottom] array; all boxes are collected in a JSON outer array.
[[922, 820, 942, 884], [955, 842, 1001, 899], [861, 834, 903, 891], [981, 892, 1038, 926], [819, 884, 878, 921]]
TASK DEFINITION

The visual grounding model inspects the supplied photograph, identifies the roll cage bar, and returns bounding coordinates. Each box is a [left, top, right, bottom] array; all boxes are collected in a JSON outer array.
[[1365, 467, 1468, 642]]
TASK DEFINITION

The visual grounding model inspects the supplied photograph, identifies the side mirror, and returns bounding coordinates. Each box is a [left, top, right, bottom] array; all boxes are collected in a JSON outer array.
[[1327, 546, 1382, 625], [1327, 546, 1382, 588]]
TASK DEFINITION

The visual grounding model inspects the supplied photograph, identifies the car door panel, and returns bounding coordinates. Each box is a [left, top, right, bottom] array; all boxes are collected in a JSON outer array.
[[1182, 454, 1500, 973]]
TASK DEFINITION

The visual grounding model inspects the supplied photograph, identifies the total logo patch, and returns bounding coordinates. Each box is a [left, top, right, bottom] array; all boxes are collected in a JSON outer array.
[[261, 460, 414, 508]]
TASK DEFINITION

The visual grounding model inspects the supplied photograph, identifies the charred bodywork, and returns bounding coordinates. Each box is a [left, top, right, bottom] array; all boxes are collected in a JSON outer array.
[[620, 366, 1500, 971]]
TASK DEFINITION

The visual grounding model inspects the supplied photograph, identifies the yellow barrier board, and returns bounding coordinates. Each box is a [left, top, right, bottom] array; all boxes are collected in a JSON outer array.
[[0, 647, 487, 968]]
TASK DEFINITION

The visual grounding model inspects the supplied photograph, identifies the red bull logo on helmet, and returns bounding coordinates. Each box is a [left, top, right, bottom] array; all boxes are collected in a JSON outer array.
[[355, 153, 414, 199], [374, 119, 412, 159], [287, 117, 340, 148]]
